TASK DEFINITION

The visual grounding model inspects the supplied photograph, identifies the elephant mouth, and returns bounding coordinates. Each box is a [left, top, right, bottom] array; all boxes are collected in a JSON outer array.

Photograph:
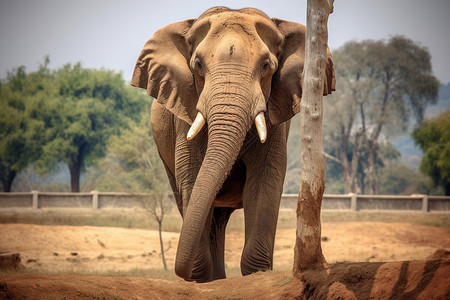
[[213, 160, 246, 209], [187, 109, 269, 210], [187, 109, 268, 210], [187, 111, 267, 143]]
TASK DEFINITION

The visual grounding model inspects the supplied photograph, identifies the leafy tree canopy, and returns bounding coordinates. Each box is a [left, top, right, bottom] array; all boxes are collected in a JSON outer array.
[[84, 109, 169, 194], [0, 60, 54, 191], [412, 110, 450, 195], [323, 36, 439, 194], [1, 59, 149, 192], [34, 63, 149, 192]]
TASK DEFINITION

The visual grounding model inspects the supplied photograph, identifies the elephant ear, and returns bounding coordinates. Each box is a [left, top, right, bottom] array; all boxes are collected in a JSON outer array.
[[131, 19, 197, 125], [268, 18, 336, 125]]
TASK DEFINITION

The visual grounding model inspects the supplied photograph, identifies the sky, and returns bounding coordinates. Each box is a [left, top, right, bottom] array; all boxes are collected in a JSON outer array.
[[1, 0, 449, 84]]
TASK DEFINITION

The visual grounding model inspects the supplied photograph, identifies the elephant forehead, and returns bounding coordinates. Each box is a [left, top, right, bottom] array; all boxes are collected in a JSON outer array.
[[211, 14, 266, 35], [198, 7, 269, 20], [189, 9, 282, 55], [193, 9, 274, 37]]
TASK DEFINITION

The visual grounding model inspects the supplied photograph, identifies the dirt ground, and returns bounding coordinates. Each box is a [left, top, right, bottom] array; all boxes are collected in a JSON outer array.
[[1, 220, 450, 299]]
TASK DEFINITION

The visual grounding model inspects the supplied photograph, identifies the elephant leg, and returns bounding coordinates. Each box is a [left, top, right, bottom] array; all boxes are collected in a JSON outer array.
[[151, 102, 183, 212], [210, 207, 234, 280], [190, 207, 234, 282], [240, 126, 287, 276], [161, 161, 183, 214], [169, 119, 213, 282], [173, 119, 207, 216], [190, 208, 214, 282]]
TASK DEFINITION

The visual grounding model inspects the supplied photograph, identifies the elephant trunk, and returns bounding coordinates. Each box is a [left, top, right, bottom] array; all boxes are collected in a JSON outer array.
[[175, 87, 255, 280]]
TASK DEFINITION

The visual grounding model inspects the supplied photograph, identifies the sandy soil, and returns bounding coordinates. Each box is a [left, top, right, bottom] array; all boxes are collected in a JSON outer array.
[[1, 222, 449, 299]]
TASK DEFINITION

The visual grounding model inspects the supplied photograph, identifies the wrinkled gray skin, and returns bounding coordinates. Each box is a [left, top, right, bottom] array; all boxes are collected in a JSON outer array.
[[132, 7, 335, 282]]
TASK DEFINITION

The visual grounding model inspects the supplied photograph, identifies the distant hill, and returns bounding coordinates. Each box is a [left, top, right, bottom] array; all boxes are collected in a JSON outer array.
[[425, 82, 450, 119], [439, 82, 450, 100], [393, 82, 450, 170], [392, 135, 422, 170]]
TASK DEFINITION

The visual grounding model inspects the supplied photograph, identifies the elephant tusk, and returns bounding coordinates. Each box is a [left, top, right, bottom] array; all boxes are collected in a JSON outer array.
[[187, 112, 206, 141], [255, 112, 267, 143]]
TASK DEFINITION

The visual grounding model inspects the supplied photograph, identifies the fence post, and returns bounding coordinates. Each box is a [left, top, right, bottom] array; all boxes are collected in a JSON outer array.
[[350, 193, 357, 211], [422, 195, 429, 213], [91, 191, 99, 209], [31, 190, 39, 210]]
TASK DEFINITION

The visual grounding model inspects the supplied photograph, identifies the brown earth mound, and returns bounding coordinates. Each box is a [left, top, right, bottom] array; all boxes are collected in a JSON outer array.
[[1, 260, 449, 299], [0, 222, 449, 299]]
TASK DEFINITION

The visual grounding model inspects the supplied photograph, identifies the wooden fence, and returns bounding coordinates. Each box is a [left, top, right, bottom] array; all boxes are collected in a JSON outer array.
[[0, 191, 449, 213]]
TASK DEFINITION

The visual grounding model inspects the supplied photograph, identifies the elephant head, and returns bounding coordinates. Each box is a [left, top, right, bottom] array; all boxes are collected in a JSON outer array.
[[132, 7, 335, 280]]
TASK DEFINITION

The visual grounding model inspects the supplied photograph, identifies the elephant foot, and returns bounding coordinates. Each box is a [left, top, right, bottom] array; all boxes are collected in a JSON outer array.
[[189, 269, 213, 283], [240, 260, 272, 276], [240, 243, 273, 276], [212, 269, 226, 281], [188, 249, 214, 283], [188, 264, 226, 282]]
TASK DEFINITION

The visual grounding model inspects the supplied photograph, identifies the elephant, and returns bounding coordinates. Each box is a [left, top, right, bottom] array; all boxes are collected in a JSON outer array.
[[131, 7, 335, 282]]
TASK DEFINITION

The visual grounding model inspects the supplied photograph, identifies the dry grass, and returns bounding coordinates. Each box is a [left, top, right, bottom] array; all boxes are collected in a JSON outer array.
[[0, 208, 183, 232], [0, 208, 449, 232], [1, 208, 448, 279]]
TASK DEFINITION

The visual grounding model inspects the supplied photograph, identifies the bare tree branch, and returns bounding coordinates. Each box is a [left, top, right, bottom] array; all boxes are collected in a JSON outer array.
[[324, 152, 342, 165]]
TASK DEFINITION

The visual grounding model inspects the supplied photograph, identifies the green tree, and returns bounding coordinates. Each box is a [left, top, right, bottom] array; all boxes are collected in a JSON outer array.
[[85, 110, 168, 193], [0, 60, 53, 192], [325, 37, 439, 194], [86, 110, 171, 269], [35, 63, 148, 192], [412, 110, 450, 195]]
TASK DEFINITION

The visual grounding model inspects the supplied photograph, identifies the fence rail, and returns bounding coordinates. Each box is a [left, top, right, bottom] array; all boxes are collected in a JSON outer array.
[[0, 191, 449, 212], [280, 193, 450, 212]]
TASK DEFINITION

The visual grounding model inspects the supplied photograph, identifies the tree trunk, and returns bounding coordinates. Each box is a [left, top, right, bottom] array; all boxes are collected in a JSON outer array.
[[2, 170, 16, 192], [68, 144, 86, 193], [365, 84, 389, 195], [340, 132, 352, 193], [367, 139, 378, 195], [293, 0, 333, 274], [69, 162, 81, 192], [158, 220, 168, 271], [360, 171, 366, 194], [349, 130, 363, 193], [339, 129, 362, 194]]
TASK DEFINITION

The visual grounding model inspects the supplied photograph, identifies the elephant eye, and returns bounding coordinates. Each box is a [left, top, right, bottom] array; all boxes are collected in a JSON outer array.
[[194, 57, 203, 74], [261, 58, 273, 76]]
